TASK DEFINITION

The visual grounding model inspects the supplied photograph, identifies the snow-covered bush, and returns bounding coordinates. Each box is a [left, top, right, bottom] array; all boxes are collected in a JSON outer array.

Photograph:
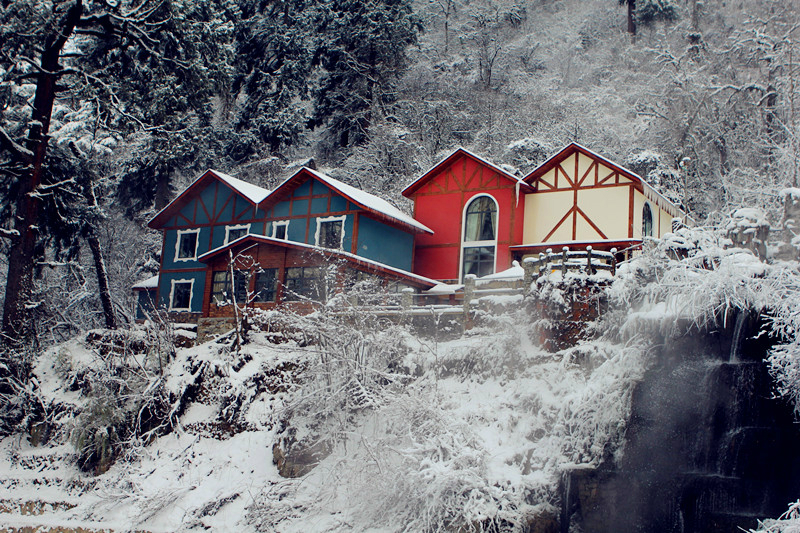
[[66, 324, 179, 473]]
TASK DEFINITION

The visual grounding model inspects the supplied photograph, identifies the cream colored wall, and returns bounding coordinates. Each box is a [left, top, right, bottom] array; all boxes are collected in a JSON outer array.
[[577, 187, 629, 240], [659, 209, 674, 237], [523, 190, 573, 243], [635, 190, 676, 238]]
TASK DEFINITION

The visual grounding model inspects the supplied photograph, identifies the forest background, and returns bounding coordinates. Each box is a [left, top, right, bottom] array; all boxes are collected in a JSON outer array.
[[0, 0, 797, 347]]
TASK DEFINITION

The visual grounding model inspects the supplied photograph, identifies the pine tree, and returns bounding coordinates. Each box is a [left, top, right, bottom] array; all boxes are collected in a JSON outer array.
[[309, 0, 421, 148], [0, 0, 230, 345]]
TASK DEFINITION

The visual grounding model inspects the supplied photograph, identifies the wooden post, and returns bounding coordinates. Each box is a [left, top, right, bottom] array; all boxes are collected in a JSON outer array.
[[401, 287, 414, 311], [610, 247, 617, 276], [562, 246, 569, 276], [523, 257, 536, 295], [539, 252, 546, 277], [586, 245, 594, 275], [546, 248, 553, 276], [463, 274, 476, 330]]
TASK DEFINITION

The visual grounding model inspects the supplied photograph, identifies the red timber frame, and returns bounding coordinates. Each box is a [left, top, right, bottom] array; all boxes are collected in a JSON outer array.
[[198, 235, 435, 317], [402, 149, 533, 282], [259, 168, 430, 257], [149, 170, 265, 277], [523, 143, 650, 243]]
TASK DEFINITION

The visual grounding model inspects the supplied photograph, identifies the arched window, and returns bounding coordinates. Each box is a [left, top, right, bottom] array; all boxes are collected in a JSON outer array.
[[461, 195, 498, 280], [642, 202, 653, 238]]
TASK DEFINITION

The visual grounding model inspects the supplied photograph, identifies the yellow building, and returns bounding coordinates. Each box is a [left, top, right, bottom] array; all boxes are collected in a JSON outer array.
[[511, 143, 689, 258]]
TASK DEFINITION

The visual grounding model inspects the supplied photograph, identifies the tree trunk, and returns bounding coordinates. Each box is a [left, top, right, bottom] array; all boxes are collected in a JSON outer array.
[[86, 232, 117, 330], [1, 1, 83, 345], [627, 0, 637, 36]]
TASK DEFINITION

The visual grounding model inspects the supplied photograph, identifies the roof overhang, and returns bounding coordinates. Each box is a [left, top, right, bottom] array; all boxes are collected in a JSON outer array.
[[148, 169, 269, 229], [198, 234, 438, 289], [402, 147, 534, 198], [260, 167, 433, 235], [523, 143, 692, 223]]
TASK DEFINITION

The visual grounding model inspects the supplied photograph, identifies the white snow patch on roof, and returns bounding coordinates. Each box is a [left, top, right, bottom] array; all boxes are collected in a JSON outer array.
[[132, 275, 159, 290], [304, 168, 433, 233], [478, 261, 524, 282], [210, 170, 270, 204]]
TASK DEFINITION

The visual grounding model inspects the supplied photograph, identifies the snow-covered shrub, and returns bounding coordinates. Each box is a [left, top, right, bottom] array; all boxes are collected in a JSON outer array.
[[67, 325, 178, 473]]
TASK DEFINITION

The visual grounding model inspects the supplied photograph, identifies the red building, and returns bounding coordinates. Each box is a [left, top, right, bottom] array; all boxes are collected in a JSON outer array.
[[402, 149, 533, 282]]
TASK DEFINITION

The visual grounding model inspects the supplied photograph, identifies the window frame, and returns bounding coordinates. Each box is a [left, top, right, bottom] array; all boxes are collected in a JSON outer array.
[[169, 278, 194, 312], [253, 268, 279, 303], [210, 270, 249, 306], [642, 202, 654, 238], [283, 266, 325, 302], [225, 224, 250, 245], [175, 228, 201, 262], [271, 220, 290, 240], [314, 215, 346, 250], [459, 194, 499, 281]]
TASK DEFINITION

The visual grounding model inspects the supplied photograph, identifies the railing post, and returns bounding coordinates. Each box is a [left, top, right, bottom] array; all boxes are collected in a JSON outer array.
[[539, 252, 546, 277], [401, 287, 414, 311], [610, 247, 617, 276], [546, 248, 553, 276], [562, 246, 569, 276], [523, 257, 536, 294], [463, 274, 476, 330], [586, 245, 594, 275]]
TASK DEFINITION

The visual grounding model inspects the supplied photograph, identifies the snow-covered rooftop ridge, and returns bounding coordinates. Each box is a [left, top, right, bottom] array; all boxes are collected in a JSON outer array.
[[199, 234, 440, 287], [454, 147, 527, 185], [303, 168, 433, 233], [209, 170, 270, 204], [478, 261, 524, 281], [131, 275, 159, 290], [537, 143, 691, 223]]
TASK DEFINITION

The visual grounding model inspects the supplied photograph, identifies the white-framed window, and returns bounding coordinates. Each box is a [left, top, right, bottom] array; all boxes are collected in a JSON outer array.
[[169, 278, 194, 312], [225, 224, 250, 244], [460, 194, 498, 281], [315, 215, 346, 249], [175, 229, 200, 262], [271, 220, 290, 240]]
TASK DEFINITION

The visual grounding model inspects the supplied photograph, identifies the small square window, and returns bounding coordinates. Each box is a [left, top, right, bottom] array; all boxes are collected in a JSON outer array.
[[176, 230, 200, 261], [170, 280, 193, 311], [284, 266, 325, 302], [210, 270, 248, 305], [316, 216, 345, 249], [226, 224, 250, 244], [272, 221, 289, 240]]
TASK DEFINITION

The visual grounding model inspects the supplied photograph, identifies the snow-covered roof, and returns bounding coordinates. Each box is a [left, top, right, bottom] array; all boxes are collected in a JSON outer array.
[[148, 169, 270, 229], [198, 234, 439, 288], [477, 261, 525, 282], [132, 275, 159, 290], [211, 170, 270, 204], [267, 168, 433, 234]]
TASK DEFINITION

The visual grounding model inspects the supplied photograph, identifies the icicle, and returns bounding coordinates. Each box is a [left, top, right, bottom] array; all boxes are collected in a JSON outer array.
[[515, 180, 521, 207]]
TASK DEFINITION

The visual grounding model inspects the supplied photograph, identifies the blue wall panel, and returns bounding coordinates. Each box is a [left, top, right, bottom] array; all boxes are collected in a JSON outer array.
[[293, 180, 311, 197], [310, 197, 328, 214], [356, 216, 413, 271], [331, 195, 347, 212]]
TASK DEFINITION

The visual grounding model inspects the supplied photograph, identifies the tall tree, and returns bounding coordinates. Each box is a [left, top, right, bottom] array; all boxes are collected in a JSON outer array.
[[309, 0, 421, 148], [0, 0, 229, 345]]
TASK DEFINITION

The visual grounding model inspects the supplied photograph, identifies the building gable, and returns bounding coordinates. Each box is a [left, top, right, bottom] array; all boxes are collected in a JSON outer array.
[[519, 143, 688, 249], [148, 170, 268, 230]]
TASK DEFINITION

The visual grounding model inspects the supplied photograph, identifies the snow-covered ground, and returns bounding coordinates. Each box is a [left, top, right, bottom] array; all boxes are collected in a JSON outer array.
[[3, 225, 800, 532]]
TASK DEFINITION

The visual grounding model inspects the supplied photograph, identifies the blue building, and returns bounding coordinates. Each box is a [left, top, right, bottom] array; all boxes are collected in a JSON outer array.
[[139, 167, 435, 320]]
